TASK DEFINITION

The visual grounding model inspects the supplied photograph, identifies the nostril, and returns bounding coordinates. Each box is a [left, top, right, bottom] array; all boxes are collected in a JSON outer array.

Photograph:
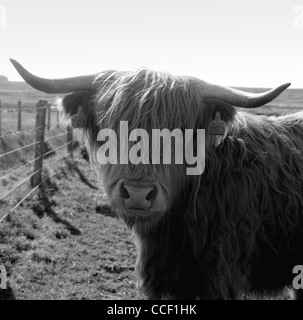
[[146, 186, 157, 202], [120, 183, 130, 199]]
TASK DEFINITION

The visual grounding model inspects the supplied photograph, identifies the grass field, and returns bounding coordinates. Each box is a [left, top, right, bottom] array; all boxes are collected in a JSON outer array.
[[0, 81, 61, 135], [0, 82, 302, 300], [0, 110, 59, 135], [0, 156, 137, 300], [0, 81, 60, 108]]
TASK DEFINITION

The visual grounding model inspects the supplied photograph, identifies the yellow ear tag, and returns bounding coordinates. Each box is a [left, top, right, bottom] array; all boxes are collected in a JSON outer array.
[[71, 105, 86, 128], [208, 111, 226, 135]]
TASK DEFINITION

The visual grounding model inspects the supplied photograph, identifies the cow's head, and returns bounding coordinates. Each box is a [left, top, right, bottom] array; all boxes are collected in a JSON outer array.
[[10, 59, 290, 232]]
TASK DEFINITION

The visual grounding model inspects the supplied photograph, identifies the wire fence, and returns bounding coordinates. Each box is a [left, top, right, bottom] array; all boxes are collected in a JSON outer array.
[[0, 125, 45, 140], [0, 99, 82, 223], [0, 144, 83, 223], [0, 99, 60, 137]]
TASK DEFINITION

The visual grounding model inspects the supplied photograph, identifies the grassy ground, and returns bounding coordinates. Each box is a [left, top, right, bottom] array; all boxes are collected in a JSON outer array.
[[0, 110, 59, 136], [0, 155, 137, 300]]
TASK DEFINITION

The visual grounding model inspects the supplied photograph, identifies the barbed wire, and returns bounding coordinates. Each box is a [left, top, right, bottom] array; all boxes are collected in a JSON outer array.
[[0, 141, 67, 182], [0, 125, 46, 140], [48, 142, 70, 156], [0, 123, 66, 140], [0, 128, 69, 160], [43, 153, 69, 170], [0, 148, 71, 205], [73, 145, 82, 153], [0, 181, 42, 223], [0, 157, 36, 182], [0, 98, 61, 140], [0, 140, 40, 160], [1, 105, 56, 113], [0, 165, 62, 224], [44, 131, 67, 142], [0, 143, 85, 223], [0, 168, 41, 202], [0, 141, 83, 180], [42, 144, 82, 171], [0, 116, 62, 140]]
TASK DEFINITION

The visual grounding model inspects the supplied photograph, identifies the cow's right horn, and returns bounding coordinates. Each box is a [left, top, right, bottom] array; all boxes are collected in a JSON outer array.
[[194, 78, 291, 109], [10, 59, 96, 94]]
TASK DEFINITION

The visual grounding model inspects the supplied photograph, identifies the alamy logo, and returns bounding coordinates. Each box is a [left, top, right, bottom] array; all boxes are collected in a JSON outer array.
[[293, 265, 303, 289], [0, 5, 7, 30], [96, 121, 206, 175], [0, 265, 7, 289], [293, 5, 303, 29]]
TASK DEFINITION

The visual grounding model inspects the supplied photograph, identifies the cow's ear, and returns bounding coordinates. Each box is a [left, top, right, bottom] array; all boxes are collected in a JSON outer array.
[[203, 99, 236, 147], [57, 91, 94, 128]]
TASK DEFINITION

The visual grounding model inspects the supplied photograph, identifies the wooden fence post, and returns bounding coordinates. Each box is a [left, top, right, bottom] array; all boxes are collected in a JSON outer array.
[[0, 100, 2, 136], [18, 101, 22, 131], [31, 100, 47, 188], [57, 110, 59, 128], [47, 104, 51, 131], [67, 125, 73, 161]]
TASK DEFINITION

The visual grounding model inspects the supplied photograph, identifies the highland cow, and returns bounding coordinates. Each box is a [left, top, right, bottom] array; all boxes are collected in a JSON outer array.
[[11, 59, 303, 300]]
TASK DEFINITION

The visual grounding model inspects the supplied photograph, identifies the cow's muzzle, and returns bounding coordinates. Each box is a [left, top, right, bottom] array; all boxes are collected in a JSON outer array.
[[119, 179, 158, 211]]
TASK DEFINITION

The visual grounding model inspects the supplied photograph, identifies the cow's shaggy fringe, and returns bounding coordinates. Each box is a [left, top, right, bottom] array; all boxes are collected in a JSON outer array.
[[58, 68, 303, 299]]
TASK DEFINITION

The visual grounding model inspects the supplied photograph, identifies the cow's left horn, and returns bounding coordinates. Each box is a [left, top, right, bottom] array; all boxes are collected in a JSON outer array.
[[196, 80, 291, 108], [10, 59, 96, 94]]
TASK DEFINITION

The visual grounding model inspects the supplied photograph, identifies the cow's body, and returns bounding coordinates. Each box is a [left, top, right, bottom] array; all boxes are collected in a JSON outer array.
[[134, 111, 303, 299], [10, 60, 303, 299]]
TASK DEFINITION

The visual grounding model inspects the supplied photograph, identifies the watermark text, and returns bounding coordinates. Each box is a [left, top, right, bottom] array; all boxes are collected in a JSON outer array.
[[293, 265, 303, 289], [293, 5, 303, 29], [0, 265, 7, 289], [97, 121, 205, 175], [0, 5, 7, 30]]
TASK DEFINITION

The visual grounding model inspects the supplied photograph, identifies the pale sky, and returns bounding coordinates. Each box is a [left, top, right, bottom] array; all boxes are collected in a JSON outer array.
[[1, 0, 303, 88]]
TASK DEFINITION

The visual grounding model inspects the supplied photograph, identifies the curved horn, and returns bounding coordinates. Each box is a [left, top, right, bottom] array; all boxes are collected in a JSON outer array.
[[10, 59, 96, 94], [195, 80, 291, 108]]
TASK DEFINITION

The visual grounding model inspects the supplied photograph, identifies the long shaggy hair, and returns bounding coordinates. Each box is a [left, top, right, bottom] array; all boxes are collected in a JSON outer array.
[[58, 68, 303, 299]]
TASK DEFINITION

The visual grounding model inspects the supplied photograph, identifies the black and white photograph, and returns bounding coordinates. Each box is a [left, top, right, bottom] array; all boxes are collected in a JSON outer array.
[[1, 0, 303, 304]]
